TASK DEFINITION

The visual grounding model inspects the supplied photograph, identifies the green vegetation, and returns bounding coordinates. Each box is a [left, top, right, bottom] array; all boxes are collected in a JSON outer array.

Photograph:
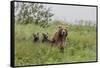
[[15, 22, 96, 66], [15, 2, 54, 27]]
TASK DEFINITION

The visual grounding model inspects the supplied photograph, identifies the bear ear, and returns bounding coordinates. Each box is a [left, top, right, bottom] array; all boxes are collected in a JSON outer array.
[[46, 33, 48, 35], [65, 26, 69, 30], [33, 33, 35, 35], [37, 32, 39, 35], [65, 26, 68, 29], [58, 25, 62, 29], [33, 33, 36, 37]]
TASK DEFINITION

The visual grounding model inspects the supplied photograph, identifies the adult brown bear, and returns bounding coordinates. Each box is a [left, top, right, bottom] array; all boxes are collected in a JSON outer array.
[[51, 25, 68, 53]]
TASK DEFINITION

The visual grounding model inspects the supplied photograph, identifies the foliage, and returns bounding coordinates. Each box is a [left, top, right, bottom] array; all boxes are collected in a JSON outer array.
[[15, 22, 96, 66], [15, 2, 54, 27]]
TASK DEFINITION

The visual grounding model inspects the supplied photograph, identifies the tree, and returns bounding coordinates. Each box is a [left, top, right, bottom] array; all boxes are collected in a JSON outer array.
[[15, 2, 54, 27]]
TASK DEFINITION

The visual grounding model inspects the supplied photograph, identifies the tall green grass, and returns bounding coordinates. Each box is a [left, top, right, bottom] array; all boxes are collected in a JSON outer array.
[[15, 23, 96, 66]]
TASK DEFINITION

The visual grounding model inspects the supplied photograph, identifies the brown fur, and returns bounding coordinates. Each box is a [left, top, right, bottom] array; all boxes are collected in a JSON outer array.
[[51, 26, 68, 52]]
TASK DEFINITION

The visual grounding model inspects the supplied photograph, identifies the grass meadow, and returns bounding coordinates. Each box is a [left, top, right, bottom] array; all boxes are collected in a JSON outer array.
[[15, 22, 97, 66]]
